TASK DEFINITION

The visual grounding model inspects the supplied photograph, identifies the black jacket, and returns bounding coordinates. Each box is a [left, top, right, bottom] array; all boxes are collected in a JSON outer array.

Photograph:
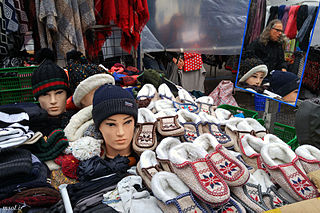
[[244, 39, 288, 73]]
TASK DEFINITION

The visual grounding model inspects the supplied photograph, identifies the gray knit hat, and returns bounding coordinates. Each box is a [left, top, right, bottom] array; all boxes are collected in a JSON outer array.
[[92, 84, 138, 129]]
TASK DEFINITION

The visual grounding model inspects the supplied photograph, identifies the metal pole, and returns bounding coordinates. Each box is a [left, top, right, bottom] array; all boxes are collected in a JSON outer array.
[[263, 98, 279, 133]]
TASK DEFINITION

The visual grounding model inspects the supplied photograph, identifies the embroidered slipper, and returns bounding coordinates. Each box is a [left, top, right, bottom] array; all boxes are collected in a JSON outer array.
[[173, 101, 198, 113], [252, 169, 275, 193], [133, 108, 158, 155], [155, 137, 181, 173], [214, 108, 233, 126], [260, 143, 319, 201], [238, 134, 269, 173], [262, 185, 292, 210], [206, 197, 246, 213], [295, 145, 320, 174], [228, 150, 254, 172], [177, 109, 203, 142], [199, 112, 232, 147], [169, 142, 230, 205], [154, 99, 176, 113], [151, 171, 208, 213], [176, 88, 195, 104], [137, 84, 159, 108], [245, 118, 267, 138], [136, 150, 163, 190], [230, 175, 270, 212], [193, 134, 250, 187], [158, 83, 176, 101], [156, 110, 184, 137], [195, 96, 216, 115]]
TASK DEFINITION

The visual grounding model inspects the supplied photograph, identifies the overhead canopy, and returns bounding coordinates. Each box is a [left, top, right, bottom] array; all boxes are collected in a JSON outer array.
[[142, 0, 249, 55]]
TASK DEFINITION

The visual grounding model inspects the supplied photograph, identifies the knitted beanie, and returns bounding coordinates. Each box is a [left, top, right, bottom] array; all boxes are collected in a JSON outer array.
[[270, 70, 300, 97], [0, 147, 32, 179], [238, 58, 268, 83], [72, 74, 115, 108], [32, 59, 70, 100], [92, 84, 138, 129]]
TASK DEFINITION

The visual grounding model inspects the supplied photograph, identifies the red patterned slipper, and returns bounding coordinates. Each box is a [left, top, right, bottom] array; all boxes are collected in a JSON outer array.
[[155, 137, 181, 173], [295, 145, 320, 174], [169, 142, 230, 205], [193, 134, 249, 187], [261, 143, 319, 201], [177, 109, 203, 142]]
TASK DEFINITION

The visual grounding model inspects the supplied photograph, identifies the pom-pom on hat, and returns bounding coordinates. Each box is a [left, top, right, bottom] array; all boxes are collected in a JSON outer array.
[[32, 59, 70, 100], [238, 58, 268, 83], [92, 84, 138, 129], [270, 70, 300, 97]]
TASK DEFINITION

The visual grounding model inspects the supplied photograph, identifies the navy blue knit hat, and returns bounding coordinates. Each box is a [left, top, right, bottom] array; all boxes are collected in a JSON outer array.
[[92, 84, 138, 128], [270, 70, 300, 97]]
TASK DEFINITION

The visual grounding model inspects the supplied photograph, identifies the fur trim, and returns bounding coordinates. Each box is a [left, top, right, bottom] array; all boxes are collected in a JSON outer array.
[[177, 109, 201, 124], [263, 134, 288, 146], [252, 169, 274, 193], [195, 96, 214, 104], [215, 108, 232, 123], [155, 99, 175, 112], [178, 89, 195, 104], [64, 105, 93, 141], [193, 133, 219, 153], [295, 145, 320, 161], [137, 108, 157, 123], [247, 174, 259, 185], [140, 150, 158, 168], [151, 171, 190, 202], [245, 118, 266, 132], [169, 143, 207, 164], [137, 83, 157, 99], [239, 64, 268, 83], [155, 109, 177, 118], [199, 111, 219, 124], [73, 74, 115, 108], [158, 83, 174, 100], [240, 134, 267, 157], [156, 137, 181, 159], [225, 117, 250, 132], [260, 143, 297, 166]]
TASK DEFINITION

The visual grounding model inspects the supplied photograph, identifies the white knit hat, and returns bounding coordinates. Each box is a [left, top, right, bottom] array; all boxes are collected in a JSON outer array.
[[73, 73, 115, 108]]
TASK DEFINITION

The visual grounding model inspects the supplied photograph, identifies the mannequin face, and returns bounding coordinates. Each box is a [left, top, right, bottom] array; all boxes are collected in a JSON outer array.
[[270, 23, 283, 42], [80, 88, 98, 108], [99, 114, 135, 158], [38, 89, 67, 117], [245, 71, 265, 86], [283, 89, 298, 103]]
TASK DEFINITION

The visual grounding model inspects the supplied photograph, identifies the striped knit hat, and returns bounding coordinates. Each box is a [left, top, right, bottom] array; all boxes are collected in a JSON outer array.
[[31, 59, 70, 100]]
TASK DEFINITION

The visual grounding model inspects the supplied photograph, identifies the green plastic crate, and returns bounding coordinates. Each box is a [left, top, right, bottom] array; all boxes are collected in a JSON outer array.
[[256, 119, 298, 150], [0, 66, 38, 105], [217, 104, 258, 119]]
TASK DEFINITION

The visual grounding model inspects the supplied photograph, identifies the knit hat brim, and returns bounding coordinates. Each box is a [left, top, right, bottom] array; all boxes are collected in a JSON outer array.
[[239, 65, 268, 83], [73, 74, 115, 108]]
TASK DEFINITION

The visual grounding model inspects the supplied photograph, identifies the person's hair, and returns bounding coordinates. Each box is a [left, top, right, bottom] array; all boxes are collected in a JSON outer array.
[[259, 19, 288, 46]]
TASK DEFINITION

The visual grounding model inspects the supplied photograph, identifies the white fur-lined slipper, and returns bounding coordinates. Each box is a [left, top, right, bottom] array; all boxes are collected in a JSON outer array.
[[137, 84, 159, 108], [263, 134, 289, 146], [239, 134, 268, 173], [154, 99, 176, 113], [295, 145, 320, 174], [64, 105, 94, 142], [260, 143, 319, 201], [156, 109, 184, 137], [133, 108, 158, 155], [176, 88, 195, 104], [155, 137, 181, 173], [177, 109, 203, 142], [151, 171, 208, 213], [136, 150, 162, 190], [244, 118, 267, 138], [193, 134, 250, 187], [252, 169, 274, 193], [215, 108, 233, 125], [195, 96, 216, 115], [199, 112, 232, 147], [173, 101, 198, 113], [158, 83, 176, 101], [168, 142, 230, 205]]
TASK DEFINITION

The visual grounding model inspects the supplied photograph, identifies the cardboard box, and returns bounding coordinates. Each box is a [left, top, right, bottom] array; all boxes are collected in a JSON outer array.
[[265, 197, 320, 213]]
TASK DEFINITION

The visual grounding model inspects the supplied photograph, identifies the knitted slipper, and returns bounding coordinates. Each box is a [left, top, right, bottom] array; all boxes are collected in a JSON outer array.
[[156, 110, 184, 137], [177, 109, 203, 142], [263, 134, 289, 146], [193, 134, 249, 187], [154, 99, 176, 113], [238, 134, 269, 173], [252, 169, 274, 193], [169, 142, 230, 205], [215, 108, 233, 126], [173, 101, 198, 113], [176, 88, 195, 104], [260, 143, 319, 201], [244, 118, 267, 138], [133, 108, 158, 155], [155, 137, 181, 173], [195, 96, 216, 115], [158, 83, 176, 101], [295, 145, 320, 174], [206, 197, 246, 213], [199, 112, 232, 147], [151, 171, 208, 213], [137, 84, 159, 107], [136, 150, 163, 190], [262, 185, 292, 209]]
